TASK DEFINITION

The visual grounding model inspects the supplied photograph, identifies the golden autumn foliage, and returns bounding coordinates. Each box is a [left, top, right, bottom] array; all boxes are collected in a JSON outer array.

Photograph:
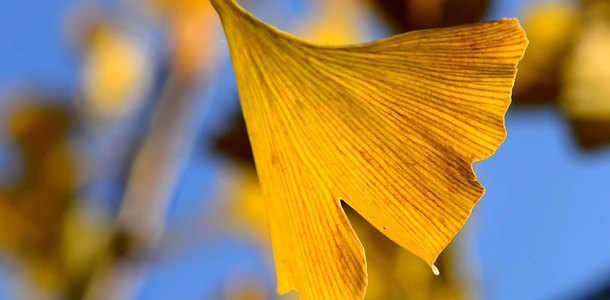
[[0, 105, 76, 293], [0, 100, 113, 299], [210, 0, 527, 299]]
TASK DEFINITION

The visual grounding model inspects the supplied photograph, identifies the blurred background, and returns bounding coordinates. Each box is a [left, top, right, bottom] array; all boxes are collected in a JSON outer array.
[[0, 0, 609, 299]]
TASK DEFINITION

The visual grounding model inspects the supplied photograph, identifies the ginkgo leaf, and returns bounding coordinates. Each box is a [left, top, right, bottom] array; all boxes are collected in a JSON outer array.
[[210, 0, 527, 299]]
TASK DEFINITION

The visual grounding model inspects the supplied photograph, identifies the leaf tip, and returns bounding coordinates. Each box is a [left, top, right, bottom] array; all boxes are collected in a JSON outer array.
[[431, 264, 440, 276]]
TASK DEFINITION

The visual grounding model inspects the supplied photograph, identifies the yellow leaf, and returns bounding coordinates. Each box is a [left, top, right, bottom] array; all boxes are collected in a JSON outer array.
[[221, 164, 469, 300], [512, 2, 580, 101], [561, 0, 610, 121], [348, 206, 468, 300], [211, 0, 527, 299], [147, 0, 219, 77], [82, 23, 152, 119], [295, 0, 372, 44]]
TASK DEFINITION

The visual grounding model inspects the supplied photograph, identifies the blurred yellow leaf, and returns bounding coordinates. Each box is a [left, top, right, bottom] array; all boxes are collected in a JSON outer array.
[[61, 205, 113, 293], [510, 0, 610, 149], [169, 0, 218, 77], [211, 0, 527, 298], [559, 0, 610, 148], [146, 0, 219, 77], [0, 105, 78, 294], [224, 165, 270, 246], [561, 0, 610, 121], [82, 23, 152, 119], [296, 0, 368, 44], [513, 2, 580, 101]]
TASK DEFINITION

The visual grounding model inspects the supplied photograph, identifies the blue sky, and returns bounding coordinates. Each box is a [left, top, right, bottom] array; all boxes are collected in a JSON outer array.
[[473, 107, 610, 300], [0, 0, 79, 90]]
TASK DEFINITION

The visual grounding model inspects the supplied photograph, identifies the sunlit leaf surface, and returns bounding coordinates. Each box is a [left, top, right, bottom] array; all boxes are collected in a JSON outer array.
[[221, 164, 469, 300], [211, 0, 527, 298]]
